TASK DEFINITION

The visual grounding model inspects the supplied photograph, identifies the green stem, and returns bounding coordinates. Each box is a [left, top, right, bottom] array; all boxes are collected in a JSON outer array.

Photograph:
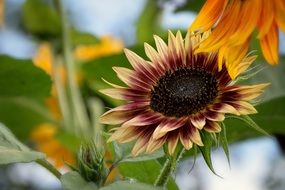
[[54, 0, 90, 135], [36, 159, 62, 179], [154, 147, 185, 187]]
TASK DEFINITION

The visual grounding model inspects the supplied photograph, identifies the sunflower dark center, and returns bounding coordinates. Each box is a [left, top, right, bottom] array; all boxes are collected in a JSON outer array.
[[150, 68, 218, 117]]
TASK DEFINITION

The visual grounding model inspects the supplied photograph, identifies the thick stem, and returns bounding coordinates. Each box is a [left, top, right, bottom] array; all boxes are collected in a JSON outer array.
[[154, 147, 185, 187], [54, 0, 90, 135], [36, 159, 62, 179]]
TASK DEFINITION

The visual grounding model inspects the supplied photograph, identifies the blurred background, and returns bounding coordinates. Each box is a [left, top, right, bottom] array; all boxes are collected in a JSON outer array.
[[0, 0, 285, 190]]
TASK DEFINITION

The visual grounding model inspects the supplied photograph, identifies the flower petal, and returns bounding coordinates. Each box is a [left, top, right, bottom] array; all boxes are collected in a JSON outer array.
[[190, 114, 206, 129], [204, 121, 222, 133], [152, 118, 187, 140]]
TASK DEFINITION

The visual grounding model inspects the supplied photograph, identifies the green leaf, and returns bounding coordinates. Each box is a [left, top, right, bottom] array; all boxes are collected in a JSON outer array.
[[0, 123, 45, 164], [113, 142, 164, 163], [0, 146, 44, 164], [0, 55, 52, 98], [100, 181, 162, 190], [118, 160, 179, 190], [0, 123, 28, 150], [22, 0, 61, 38], [0, 97, 54, 140], [71, 30, 99, 46], [136, 0, 163, 43], [60, 171, 98, 190], [175, 0, 205, 13], [199, 131, 219, 176], [228, 115, 270, 136]]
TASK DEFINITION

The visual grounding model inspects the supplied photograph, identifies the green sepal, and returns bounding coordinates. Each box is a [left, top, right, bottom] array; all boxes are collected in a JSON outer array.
[[227, 115, 270, 136], [219, 122, 231, 167], [199, 131, 221, 177]]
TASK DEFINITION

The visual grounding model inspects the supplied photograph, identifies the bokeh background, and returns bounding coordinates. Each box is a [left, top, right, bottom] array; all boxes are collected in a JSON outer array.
[[0, 0, 285, 190]]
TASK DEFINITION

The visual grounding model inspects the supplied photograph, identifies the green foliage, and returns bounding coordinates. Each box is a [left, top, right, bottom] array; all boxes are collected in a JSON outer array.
[[0, 55, 53, 140], [119, 160, 179, 190], [0, 55, 51, 98], [175, 0, 205, 13], [101, 181, 162, 190], [22, 0, 61, 38], [60, 171, 98, 190], [0, 146, 44, 164], [136, 0, 163, 43], [198, 131, 219, 176], [219, 123, 230, 166], [77, 142, 108, 187], [71, 30, 99, 46], [0, 123, 45, 164]]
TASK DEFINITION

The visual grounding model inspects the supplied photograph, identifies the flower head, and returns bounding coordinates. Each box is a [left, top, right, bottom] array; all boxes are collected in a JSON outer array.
[[100, 31, 268, 156], [189, 0, 285, 74]]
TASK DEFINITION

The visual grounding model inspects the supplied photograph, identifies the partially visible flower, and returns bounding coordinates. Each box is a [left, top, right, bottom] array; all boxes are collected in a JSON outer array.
[[31, 123, 75, 168], [100, 31, 268, 156], [74, 36, 124, 61], [189, 0, 285, 72], [77, 141, 108, 186]]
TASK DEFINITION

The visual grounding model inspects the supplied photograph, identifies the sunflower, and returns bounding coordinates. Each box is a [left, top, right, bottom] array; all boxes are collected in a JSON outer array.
[[100, 31, 268, 156], [189, 0, 285, 74]]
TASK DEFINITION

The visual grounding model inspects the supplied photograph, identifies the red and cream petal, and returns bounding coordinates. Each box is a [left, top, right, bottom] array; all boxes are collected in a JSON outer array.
[[210, 102, 240, 115], [108, 125, 139, 143], [167, 132, 180, 155], [179, 127, 193, 150], [112, 67, 152, 91], [203, 110, 225, 122], [204, 121, 222, 133], [131, 127, 155, 156], [146, 136, 167, 154], [190, 114, 206, 130], [124, 49, 159, 83], [188, 124, 204, 146], [152, 118, 187, 140], [100, 102, 148, 125], [100, 88, 148, 101], [228, 101, 258, 115], [122, 111, 163, 127]]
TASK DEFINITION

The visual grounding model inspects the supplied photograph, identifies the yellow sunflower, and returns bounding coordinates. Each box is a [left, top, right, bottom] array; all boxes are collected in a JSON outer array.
[[100, 31, 268, 156], [189, 0, 285, 73]]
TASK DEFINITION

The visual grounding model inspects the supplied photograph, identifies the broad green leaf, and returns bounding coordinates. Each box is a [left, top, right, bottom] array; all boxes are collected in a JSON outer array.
[[119, 160, 179, 190], [0, 55, 52, 98], [61, 171, 98, 190], [113, 141, 164, 163], [71, 30, 99, 46], [100, 181, 162, 190], [0, 146, 44, 164], [0, 123, 28, 150], [0, 123, 45, 164], [136, 0, 163, 43], [0, 97, 54, 140], [22, 0, 61, 38]]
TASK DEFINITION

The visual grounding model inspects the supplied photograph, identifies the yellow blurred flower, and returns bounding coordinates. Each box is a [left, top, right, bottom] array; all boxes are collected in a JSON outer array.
[[74, 36, 124, 61], [31, 123, 75, 168], [0, 0, 4, 27], [189, 0, 285, 75]]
